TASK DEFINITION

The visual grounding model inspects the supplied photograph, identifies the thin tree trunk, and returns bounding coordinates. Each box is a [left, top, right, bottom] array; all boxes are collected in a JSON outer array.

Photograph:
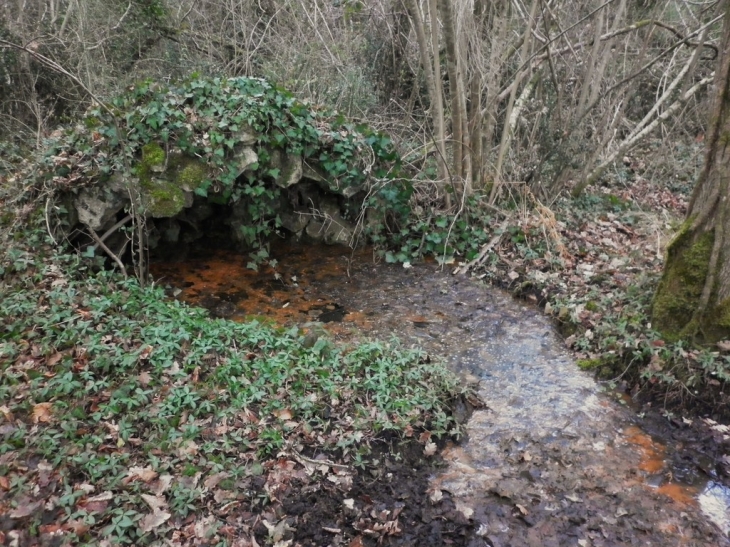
[[489, 0, 539, 204], [439, 0, 466, 187], [404, 0, 449, 201]]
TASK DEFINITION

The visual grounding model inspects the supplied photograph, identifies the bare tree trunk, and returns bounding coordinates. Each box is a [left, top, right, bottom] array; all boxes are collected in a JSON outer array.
[[439, 0, 467, 189], [652, 3, 730, 344], [489, 0, 539, 204], [404, 0, 449, 201]]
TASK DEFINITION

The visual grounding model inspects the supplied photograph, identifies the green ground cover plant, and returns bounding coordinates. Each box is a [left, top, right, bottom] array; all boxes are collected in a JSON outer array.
[[0, 224, 464, 545]]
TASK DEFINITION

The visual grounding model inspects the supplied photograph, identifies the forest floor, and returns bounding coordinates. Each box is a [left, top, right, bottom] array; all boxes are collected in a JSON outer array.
[[3, 163, 730, 546]]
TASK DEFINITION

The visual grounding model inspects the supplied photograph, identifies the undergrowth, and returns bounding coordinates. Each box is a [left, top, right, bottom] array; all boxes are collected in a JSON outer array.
[[0, 225, 464, 545]]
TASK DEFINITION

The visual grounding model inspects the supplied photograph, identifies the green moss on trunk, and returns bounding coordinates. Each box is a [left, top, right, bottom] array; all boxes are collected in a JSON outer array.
[[651, 225, 713, 340]]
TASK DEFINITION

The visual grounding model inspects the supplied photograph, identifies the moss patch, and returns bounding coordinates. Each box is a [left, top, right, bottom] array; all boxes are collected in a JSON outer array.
[[651, 225, 713, 340], [168, 153, 208, 192], [142, 142, 165, 168], [144, 179, 186, 217], [136, 145, 208, 218]]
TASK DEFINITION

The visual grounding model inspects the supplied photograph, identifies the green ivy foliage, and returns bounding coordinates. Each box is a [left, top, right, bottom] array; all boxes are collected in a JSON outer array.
[[39, 75, 406, 246]]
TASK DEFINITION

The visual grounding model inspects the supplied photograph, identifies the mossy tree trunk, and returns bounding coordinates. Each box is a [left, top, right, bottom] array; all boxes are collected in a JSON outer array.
[[652, 3, 730, 343]]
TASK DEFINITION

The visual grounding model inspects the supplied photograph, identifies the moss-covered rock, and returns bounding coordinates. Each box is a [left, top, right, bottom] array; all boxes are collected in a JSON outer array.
[[144, 179, 186, 218], [168, 153, 208, 192], [135, 145, 209, 218], [141, 142, 166, 171]]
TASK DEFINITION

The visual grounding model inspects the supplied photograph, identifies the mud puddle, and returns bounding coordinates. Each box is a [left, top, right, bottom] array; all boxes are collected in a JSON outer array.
[[151, 241, 730, 546]]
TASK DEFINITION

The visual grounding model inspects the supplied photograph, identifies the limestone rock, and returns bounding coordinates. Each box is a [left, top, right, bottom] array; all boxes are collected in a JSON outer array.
[[236, 125, 258, 146], [269, 149, 303, 188], [322, 213, 357, 246], [236, 147, 259, 177], [74, 173, 129, 231], [143, 178, 186, 218], [280, 210, 310, 235]]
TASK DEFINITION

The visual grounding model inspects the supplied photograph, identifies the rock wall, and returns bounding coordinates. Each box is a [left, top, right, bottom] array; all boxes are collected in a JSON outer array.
[[70, 143, 365, 257]]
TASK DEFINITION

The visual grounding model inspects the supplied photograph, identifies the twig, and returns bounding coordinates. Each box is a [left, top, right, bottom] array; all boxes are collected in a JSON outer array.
[[91, 214, 133, 251], [290, 449, 351, 470], [45, 196, 57, 245], [453, 218, 510, 275], [87, 226, 128, 279]]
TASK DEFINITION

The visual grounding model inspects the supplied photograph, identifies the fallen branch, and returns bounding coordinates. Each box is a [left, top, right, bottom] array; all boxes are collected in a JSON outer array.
[[290, 449, 351, 470], [453, 218, 510, 275], [91, 214, 133, 252], [87, 225, 128, 279]]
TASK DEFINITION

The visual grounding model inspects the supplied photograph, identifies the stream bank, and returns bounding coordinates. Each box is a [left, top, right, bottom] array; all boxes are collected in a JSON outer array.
[[151, 240, 730, 546]]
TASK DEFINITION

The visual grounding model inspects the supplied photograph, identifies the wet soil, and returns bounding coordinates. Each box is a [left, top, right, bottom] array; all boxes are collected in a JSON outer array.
[[151, 241, 730, 546]]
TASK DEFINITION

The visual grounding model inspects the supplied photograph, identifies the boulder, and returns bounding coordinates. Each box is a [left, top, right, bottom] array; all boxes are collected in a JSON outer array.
[[74, 173, 129, 231]]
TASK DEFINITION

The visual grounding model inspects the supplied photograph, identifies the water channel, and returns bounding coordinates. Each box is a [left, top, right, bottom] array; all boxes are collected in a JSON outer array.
[[151, 241, 730, 546]]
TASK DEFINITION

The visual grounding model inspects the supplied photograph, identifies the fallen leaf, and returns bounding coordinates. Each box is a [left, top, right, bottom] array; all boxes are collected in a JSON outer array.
[[139, 510, 171, 533], [455, 500, 474, 519], [32, 402, 53, 423], [65, 519, 91, 535], [263, 519, 294, 543], [343, 498, 355, 510], [428, 488, 443, 503], [194, 515, 217, 539], [141, 493, 167, 511], [9, 500, 43, 518], [126, 466, 158, 483], [0, 405, 13, 421], [139, 345, 153, 360], [39, 524, 63, 534], [423, 442, 437, 456], [138, 371, 152, 386], [204, 471, 229, 489], [153, 475, 174, 495], [177, 439, 199, 457]]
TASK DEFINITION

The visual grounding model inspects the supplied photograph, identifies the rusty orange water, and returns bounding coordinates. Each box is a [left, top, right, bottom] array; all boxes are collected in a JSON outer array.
[[623, 425, 699, 505], [150, 242, 374, 333], [657, 483, 697, 506], [624, 425, 666, 473]]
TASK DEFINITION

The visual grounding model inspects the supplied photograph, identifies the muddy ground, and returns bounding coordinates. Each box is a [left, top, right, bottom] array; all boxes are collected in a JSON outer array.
[[231, 415, 727, 547]]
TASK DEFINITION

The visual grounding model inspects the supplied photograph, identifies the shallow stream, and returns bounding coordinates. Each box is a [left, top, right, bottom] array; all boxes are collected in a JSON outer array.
[[151, 241, 730, 546]]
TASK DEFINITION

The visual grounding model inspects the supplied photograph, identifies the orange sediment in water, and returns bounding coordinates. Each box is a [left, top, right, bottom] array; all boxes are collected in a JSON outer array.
[[657, 483, 696, 505], [624, 425, 666, 473], [149, 242, 374, 335], [622, 425, 698, 506]]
